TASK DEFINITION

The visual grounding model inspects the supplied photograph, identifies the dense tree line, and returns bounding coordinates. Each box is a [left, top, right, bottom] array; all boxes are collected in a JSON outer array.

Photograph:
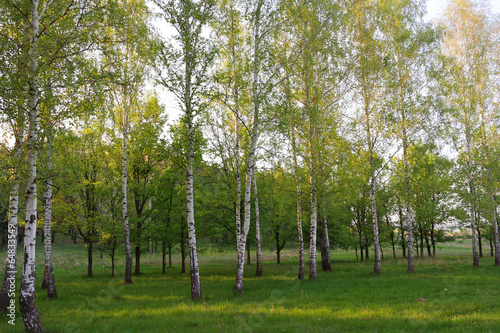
[[1, 0, 499, 331]]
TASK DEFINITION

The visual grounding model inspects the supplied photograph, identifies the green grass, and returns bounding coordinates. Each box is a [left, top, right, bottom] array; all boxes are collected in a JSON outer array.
[[1, 240, 500, 332]]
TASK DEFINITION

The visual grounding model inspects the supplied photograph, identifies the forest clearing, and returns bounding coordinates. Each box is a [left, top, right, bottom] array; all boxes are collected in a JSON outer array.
[[1, 238, 499, 332], [2, 0, 500, 331]]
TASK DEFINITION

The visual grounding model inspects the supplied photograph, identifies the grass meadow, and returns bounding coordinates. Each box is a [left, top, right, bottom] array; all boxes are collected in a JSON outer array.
[[1, 239, 499, 332]]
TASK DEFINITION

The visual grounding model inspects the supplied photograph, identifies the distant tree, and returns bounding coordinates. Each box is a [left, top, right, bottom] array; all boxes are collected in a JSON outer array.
[[438, 0, 500, 266]]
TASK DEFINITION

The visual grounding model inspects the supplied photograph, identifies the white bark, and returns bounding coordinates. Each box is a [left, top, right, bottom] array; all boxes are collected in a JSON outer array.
[[253, 169, 262, 277], [19, 1, 43, 330], [477, 104, 500, 265], [232, 8, 242, 243], [465, 129, 480, 267], [290, 123, 304, 279], [364, 96, 381, 274], [42, 136, 57, 298], [309, 170, 318, 280], [234, 0, 262, 294], [321, 199, 331, 272], [0, 135, 23, 311], [187, 119, 202, 299], [402, 132, 415, 273], [122, 121, 133, 284]]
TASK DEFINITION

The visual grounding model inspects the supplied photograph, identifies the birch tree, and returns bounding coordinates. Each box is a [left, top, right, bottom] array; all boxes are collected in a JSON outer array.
[[0, 0, 104, 326], [211, 0, 251, 274], [351, 0, 386, 274], [439, 0, 500, 266], [154, 0, 215, 299], [102, 0, 152, 284], [234, 0, 274, 293], [435, 0, 499, 267], [284, 0, 346, 279], [383, 0, 437, 272], [0, 2, 27, 310]]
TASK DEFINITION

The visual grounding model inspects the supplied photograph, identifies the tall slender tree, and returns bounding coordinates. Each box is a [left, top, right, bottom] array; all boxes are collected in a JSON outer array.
[[437, 0, 499, 266], [154, 0, 215, 299]]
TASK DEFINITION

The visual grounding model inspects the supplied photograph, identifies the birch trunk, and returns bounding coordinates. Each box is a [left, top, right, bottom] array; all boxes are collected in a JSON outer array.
[[403, 133, 415, 273], [42, 137, 57, 298], [307, 95, 317, 280], [465, 127, 480, 267], [309, 165, 318, 280], [290, 124, 304, 279], [234, 0, 262, 294], [369, 154, 381, 274], [321, 199, 332, 272], [364, 95, 381, 274], [478, 104, 500, 265], [122, 121, 133, 284], [0, 133, 23, 312], [19, 0, 43, 330], [231, 7, 242, 244], [187, 117, 202, 299], [253, 169, 262, 277]]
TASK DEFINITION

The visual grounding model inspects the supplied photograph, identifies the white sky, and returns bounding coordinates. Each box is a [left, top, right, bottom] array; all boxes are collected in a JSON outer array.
[[425, 0, 500, 22]]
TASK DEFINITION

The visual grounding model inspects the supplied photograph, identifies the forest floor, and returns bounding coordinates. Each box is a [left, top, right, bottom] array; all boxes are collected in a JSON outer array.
[[1, 239, 499, 332]]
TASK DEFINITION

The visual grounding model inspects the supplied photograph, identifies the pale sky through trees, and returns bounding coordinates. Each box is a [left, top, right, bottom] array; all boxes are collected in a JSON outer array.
[[426, 0, 500, 21]]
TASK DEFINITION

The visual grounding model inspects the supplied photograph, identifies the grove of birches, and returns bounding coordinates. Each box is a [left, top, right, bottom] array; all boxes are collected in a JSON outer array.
[[0, 0, 499, 331]]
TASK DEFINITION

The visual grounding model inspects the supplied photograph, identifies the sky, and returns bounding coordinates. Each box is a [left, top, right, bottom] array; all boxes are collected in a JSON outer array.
[[425, 0, 500, 22]]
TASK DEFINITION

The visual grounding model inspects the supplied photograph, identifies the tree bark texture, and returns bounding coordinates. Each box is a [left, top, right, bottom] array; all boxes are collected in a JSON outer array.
[[234, 0, 262, 294], [253, 169, 262, 277], [42, 137, 57, 297], [0, 136, 23, 312], [19, 1, 43, 330]]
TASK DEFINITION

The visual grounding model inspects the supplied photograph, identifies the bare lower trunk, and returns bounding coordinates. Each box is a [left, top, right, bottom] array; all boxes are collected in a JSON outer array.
[[290, 123, 304, 280], [477, 225, 483, 258], [399, 206, 406, 258], [0, 145, 22, 312], [111, 250, 115, 277], [253, 170, 262, 277], [359, 230, 364, 262], [370, 176, 381, 274], [168, 245, 172, 268], [478, 101, 500, 265], [321, 200, 331, 272], [419, 227, 424, 259], [135, 246, 141, 275], [465, 132, 479, 267], [187, 126, 202, 299], [42, 137, 57, 298], [234, 155, 256, 293], [491, 194, 500, 266], [405, 202, 415, 272], [425, 233, 431, 257], [402, 124, 415, 273], [431, 224, 436, 258], [87, 242, 93, 277], [309, 175, 317, 280], [162, 241, 166, 274], [122, 124, 133, 284], [19, 2, 43, 329], [364, 91, 381, 274]]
